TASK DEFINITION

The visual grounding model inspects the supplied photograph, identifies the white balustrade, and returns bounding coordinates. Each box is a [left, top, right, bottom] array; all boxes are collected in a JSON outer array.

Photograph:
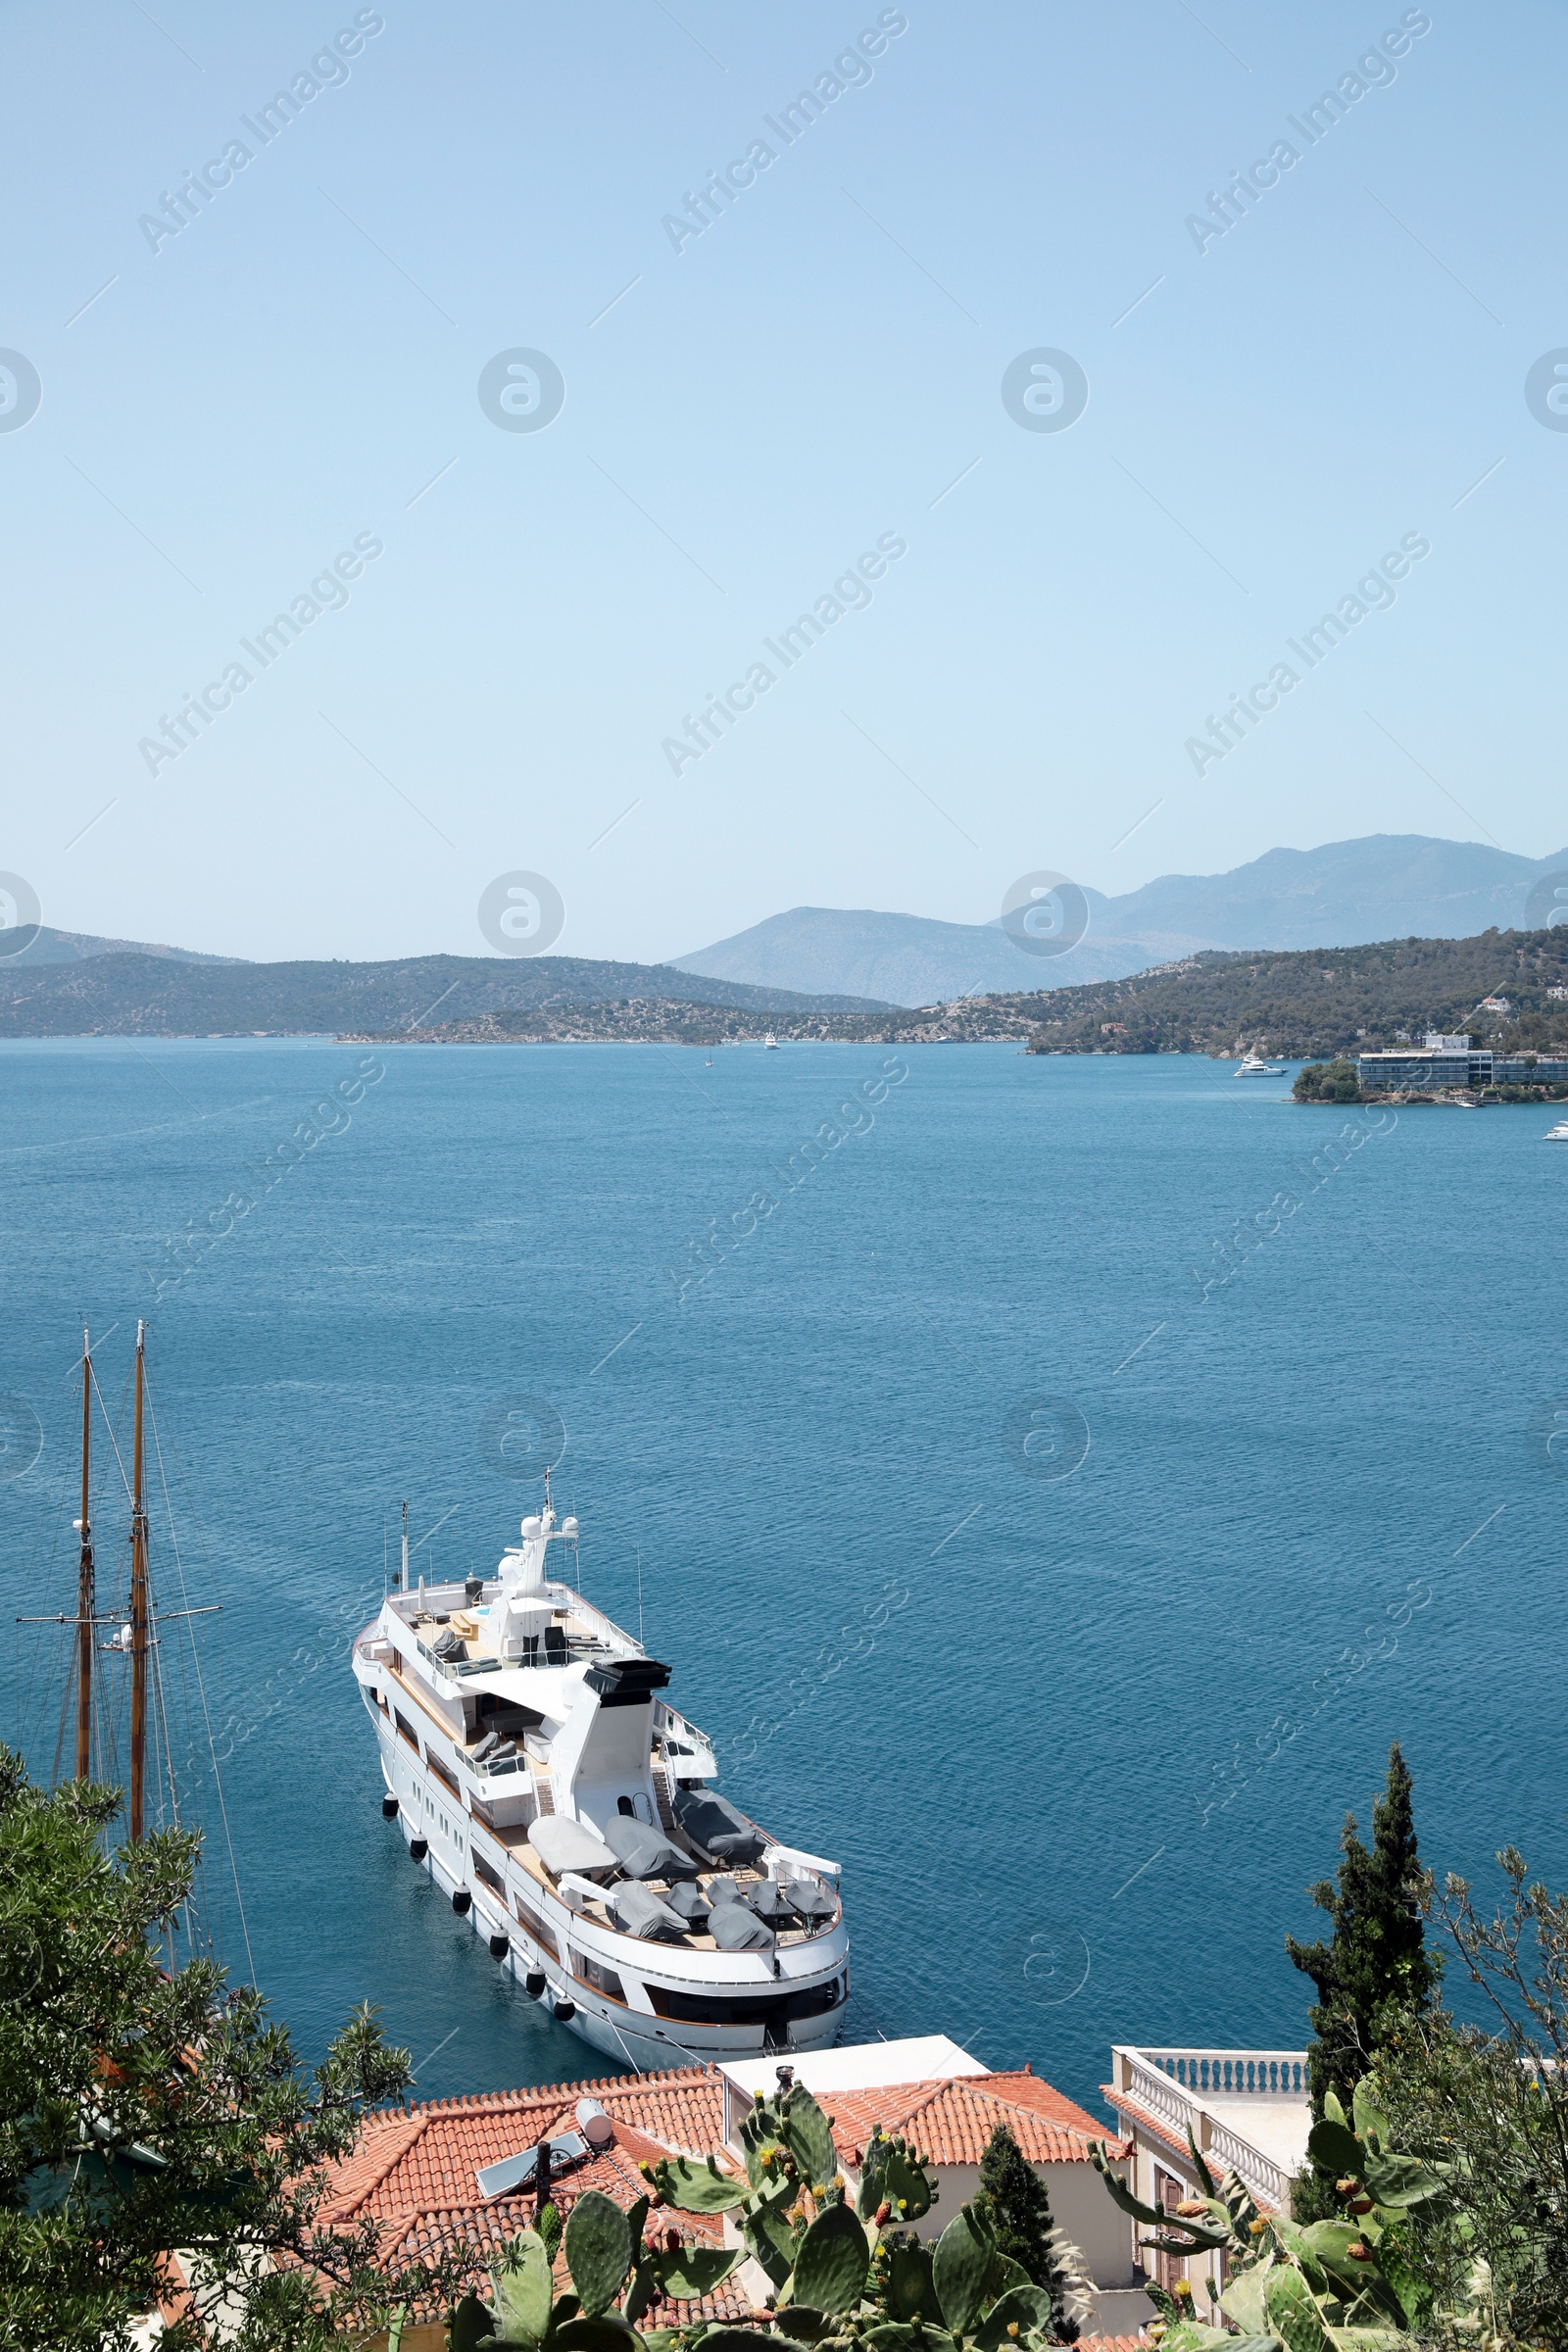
[[1134, 2047, 1306, 2098], [1113, 2046, 1306, 2210]]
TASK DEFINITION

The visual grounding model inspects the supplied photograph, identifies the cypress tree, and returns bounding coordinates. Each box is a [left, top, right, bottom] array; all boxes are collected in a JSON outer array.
[[975, 2122, 1077, 2338], [1285, 1741, 1437, 2185]]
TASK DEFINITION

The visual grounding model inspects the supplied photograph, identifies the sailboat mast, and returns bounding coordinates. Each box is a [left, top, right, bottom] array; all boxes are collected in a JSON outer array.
[[128, 1321, 149, 1841], [75, 1327, 95, 1783]]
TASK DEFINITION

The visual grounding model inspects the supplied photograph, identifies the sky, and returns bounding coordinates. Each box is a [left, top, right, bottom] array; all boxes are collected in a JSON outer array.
[[2, 0, 1565, 965]]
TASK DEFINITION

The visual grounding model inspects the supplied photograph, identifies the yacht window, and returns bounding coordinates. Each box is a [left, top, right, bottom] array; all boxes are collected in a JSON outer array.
[[514, 1892, 560, 1960], [576, 1954, 625, 2001]]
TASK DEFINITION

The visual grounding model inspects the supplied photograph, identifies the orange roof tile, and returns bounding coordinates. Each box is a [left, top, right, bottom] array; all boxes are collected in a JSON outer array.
[[310, 2057, 1127, 2325], [822, 2077, 1111, 2168], [310, 2066, 746, 2324]]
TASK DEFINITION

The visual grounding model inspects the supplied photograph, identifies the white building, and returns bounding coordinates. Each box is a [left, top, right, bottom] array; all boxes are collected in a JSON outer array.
[[719, 2038, 1152, 2340], [1103, 2046, 1309, 2323]]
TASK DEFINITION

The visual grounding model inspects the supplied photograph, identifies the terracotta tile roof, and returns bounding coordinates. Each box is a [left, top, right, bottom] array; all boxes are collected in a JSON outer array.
[[822, 2075, 1112, 2168], [311, 2066, 746, 2325], [1078, 2334, 1154, 2352], [321, 2065, 728, 2230], [977, 2070, 1116, 2139], [310, 2057, 1127, 2326]]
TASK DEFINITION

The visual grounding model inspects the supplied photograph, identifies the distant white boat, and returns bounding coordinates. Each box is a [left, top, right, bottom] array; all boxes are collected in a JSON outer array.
[[763, 1033, 780, 1051], [1546, 1119, 1568, 1140], [1235, 1053, 1284, 1076]]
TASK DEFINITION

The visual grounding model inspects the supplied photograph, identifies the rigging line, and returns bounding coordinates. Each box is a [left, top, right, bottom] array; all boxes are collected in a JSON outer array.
[[145, 1376, 257, 1988], [152, 1673, 175, 1845], [89, 1354, 137, 1519], [149, 1569, 181, 1832]]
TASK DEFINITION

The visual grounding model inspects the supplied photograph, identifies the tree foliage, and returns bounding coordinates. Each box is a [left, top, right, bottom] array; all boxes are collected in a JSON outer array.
[[0, 1746, 440, 2350], [1371, 1848, 1568, 2349], [1286, 1743, 1437, 2119], [1293, 1058, 1363, 1103], [974, 2124, 1079, 2340], [1026, 926, 1568, 1061]]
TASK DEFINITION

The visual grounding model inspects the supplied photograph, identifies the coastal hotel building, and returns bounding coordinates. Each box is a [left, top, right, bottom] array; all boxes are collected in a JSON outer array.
[[1357, 1031, 1568, 1090]]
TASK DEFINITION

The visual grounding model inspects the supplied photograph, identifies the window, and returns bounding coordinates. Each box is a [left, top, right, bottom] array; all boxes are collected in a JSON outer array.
[[428, 1751, 460, 1800], [394, 1709, 419, 1753], [647, 1977, 841, 2027], [514, 1891, 559, 1960], [474, 1854, 505, 1898], [575, 1952, 626, 2001]]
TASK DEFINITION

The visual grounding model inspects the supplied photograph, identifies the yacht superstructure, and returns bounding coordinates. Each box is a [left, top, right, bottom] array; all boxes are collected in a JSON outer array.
[[352, 1495, 848, 2071], [1235, 1053, 1284, 1076]]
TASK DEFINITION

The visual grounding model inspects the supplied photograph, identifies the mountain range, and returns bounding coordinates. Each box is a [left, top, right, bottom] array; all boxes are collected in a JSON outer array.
[[676, 835, 1568, 1006], [6, 834, 1566, 1038]]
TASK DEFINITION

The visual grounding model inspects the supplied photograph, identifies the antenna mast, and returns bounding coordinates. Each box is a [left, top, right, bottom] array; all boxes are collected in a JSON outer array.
[[401, 1498, 409, 1592], [128, 1321, 150, 1841], [74, 1327, 95, 1783]]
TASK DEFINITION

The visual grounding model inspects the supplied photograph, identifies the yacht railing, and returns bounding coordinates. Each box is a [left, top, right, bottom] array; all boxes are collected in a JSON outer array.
[[411, 1629, 614, 1683]]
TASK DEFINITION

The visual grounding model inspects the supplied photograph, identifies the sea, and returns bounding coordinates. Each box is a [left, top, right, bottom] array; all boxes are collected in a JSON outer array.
[[1, 1037, 1563, 2117]]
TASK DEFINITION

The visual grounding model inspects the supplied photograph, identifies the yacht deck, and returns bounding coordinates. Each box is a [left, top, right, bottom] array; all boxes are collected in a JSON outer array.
[[500, 1835, 831, 1951]]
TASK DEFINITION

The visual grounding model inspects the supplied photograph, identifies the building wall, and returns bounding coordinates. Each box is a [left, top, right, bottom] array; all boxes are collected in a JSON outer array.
[[1120, 2119, 1236, 2325], [881, 2158, 1137, 2290]]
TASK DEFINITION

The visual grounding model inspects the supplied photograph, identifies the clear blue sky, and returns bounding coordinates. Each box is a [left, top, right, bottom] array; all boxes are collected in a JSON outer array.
[[3, 0, 1563, 964]]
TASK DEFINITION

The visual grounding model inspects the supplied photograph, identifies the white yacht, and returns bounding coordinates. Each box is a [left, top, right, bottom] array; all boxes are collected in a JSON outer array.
[[352, 1494, 848, 2071], [763, 1033, 780, 1050], [1546, 1118, 1568, 1140], [1235, 1052, 1284, 1076]]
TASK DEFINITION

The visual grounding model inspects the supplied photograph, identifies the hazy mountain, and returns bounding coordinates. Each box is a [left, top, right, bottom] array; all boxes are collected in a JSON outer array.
[[1100, 835, 1568, 950], [675, 836, 1568, 1007], [0, 952, 891, 1038], [670, 906, 1176, 1008], [6, 923, 240, 965]]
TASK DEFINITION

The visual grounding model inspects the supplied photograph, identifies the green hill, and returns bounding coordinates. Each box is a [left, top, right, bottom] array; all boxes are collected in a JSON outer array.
[[0, 951, 890, 1039], [1019, 928, 1568, 1059]]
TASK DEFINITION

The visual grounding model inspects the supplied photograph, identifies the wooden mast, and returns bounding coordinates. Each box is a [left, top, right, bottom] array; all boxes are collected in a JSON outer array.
[[74, 1327, 95, 1783], [128, 1320, 149, 1841]]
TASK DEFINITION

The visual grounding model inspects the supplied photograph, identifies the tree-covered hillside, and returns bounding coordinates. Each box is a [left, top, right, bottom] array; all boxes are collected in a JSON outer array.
[[1021, 928, 1568, 1060]]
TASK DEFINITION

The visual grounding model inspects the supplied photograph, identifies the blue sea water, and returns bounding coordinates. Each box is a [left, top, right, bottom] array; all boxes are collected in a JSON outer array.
[[1, 1037, 1564, 2117]]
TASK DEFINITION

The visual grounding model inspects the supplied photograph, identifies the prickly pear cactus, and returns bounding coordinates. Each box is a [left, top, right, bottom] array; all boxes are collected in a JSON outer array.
[[453, 2087, 1090, 2352]]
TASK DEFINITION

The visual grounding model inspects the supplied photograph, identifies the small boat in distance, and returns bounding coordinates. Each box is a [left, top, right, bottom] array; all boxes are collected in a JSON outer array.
[[763, 1033, 780, 1051], [1546, 1119, 1568, 1140], [1236, 1052, 1285, 1076]]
